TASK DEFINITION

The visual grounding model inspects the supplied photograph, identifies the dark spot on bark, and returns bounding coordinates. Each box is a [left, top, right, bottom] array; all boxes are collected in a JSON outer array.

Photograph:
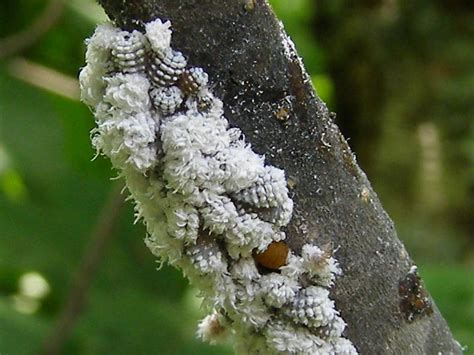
[[398, 268, 433, 322], [288, 60, 308, 107], [244, 0, 256, 12]]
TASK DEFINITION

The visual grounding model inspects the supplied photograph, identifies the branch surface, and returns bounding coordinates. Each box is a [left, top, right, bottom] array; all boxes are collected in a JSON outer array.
[[95, 0, 461, 353]]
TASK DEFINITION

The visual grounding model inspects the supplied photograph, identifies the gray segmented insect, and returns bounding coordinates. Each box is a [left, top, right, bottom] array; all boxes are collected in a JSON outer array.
[[150, 85, 184, 115], [232, 167, 290, 208], [147, 49, 187, 87], [231, 167, 292, 226], [185, 237, 225, 274], [111, 30, 147, 73], [286, 287, 337, 330], [178, 67, 209, 95], [248, 205, 292, 227]]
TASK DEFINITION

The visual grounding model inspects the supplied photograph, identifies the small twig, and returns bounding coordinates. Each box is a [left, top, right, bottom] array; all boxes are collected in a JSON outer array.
[[8, 57, 80, 101], [0, 0, 64, 59], [40, 182, 125, 355]]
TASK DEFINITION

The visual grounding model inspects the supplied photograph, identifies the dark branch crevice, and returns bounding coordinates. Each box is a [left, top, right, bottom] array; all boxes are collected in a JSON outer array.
[[95, 0, 461, 353]]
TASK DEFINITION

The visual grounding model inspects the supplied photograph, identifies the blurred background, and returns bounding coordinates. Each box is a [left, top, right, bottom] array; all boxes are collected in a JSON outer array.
[[0, 0, 472, 353]]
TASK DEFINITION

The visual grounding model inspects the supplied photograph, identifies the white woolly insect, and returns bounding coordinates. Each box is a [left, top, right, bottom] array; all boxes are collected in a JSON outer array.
[[144, 18, 172, 54], [80, 18, 357, 355], [197, 311, 229, 345], [150, 85, 184, 115], [147, 50, 187, 87], [111, 30, 147, 73]]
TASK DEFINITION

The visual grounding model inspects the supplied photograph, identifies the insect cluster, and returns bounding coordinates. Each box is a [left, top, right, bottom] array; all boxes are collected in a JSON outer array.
[[79, 19, 356, 354]]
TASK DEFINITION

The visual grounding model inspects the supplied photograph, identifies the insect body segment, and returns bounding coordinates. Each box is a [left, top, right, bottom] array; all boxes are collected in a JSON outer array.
[[147, 50, 187, 87], [287, 287, 337, 329], [179, 67, 209, 95], [111, 30, 147, 73], [150, 86, 184, 115]]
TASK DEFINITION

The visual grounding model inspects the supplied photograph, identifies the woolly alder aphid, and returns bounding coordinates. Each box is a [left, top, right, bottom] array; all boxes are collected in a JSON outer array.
[[79, 18, 357, 354], [147, 49, 187, 87], [111, 30, 147, 73]]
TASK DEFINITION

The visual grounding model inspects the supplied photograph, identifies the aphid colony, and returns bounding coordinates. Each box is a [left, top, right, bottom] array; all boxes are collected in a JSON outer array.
[[109, 28, 205, 115], [79, 19, 356, 354]]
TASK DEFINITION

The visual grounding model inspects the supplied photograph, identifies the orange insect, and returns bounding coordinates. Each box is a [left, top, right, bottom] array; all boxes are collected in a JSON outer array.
[[253, 241, 289, 270]]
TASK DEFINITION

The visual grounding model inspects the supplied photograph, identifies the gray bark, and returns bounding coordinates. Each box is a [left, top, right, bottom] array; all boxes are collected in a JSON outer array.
[[95, 0, 462, 353]]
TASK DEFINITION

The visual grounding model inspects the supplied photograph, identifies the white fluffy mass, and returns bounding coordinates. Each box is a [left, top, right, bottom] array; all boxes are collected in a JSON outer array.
[[79, 19, 357, 354], [145, 19, 172, 54]]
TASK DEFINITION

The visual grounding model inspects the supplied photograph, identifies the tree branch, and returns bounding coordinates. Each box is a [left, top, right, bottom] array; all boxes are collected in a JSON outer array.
[[93, 0, 461, 353]]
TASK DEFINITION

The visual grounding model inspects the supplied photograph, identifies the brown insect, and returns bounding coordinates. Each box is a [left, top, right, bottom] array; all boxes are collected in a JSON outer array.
[[274, 106, 290, 122], [398, 267, 433, 322], [253, 241, 289, 270], [178, 67, 208, 96]]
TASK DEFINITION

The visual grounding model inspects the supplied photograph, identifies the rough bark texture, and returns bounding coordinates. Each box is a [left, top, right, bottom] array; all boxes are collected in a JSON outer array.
[[96, 0, 461, 353]]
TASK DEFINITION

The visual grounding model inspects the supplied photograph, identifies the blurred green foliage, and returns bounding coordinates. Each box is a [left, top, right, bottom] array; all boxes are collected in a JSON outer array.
[[0, 0, 472, 353]]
